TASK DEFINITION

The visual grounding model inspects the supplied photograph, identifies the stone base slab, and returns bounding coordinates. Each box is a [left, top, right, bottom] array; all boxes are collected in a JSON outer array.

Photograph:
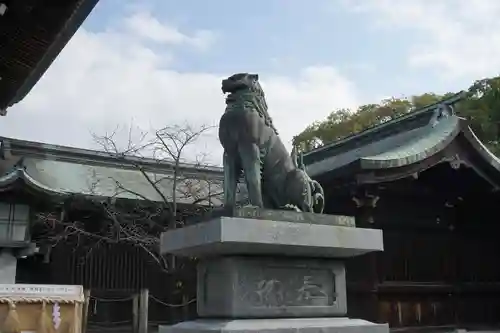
[[188, 207, 356, 227], [159, 318, 389, 333], [198, 256, 346, 318], [160, 217, 384, 258]]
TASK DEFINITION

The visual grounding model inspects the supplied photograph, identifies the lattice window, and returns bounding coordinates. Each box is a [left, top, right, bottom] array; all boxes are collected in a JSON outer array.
[[0, 203, 30, 242]]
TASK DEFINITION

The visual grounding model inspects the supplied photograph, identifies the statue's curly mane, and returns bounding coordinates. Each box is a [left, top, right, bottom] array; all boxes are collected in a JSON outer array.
[[225, 74, 279, 135]]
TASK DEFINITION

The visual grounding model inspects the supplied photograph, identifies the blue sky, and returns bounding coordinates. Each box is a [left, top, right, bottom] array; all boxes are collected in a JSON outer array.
[[85, 0, 442, 97], [2, 0, 500, 165]]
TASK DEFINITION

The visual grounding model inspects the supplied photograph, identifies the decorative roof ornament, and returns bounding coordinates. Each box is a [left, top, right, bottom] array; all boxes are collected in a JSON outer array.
[[430, 92, 467, 127]]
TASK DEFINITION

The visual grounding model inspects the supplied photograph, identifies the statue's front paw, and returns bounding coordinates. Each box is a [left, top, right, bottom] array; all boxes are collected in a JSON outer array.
[[281, 204, 301, 212]]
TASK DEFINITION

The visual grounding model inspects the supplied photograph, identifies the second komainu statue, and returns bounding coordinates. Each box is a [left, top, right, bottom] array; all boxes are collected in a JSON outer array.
[[218, 73, 325, 213]]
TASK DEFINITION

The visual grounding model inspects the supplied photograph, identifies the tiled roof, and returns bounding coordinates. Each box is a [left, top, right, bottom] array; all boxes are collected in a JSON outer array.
[[0, 136, 249, 206], [0, 157, 226, 205], [303, 92, 500, 186], [303, 91, 466, 165]]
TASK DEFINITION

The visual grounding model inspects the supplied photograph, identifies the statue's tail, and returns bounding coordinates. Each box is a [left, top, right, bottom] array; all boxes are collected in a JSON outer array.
[[291, 146, 306, 171], [291, 147, 299, 169], [292, 147, 325, 213], [310, 180, 325, 214]]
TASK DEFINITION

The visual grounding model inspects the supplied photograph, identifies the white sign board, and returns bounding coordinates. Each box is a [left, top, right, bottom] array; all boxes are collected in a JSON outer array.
[[0, 284, 83, 299]]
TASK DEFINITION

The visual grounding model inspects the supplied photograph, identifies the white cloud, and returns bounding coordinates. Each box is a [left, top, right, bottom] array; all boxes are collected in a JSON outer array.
[[123, 11, 217, 50], [343, 0, 500, 80], [1, 10, 358, 165]]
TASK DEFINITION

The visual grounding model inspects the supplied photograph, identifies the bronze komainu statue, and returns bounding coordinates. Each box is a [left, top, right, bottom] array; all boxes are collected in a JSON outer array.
[[218, 73, 325, 213]]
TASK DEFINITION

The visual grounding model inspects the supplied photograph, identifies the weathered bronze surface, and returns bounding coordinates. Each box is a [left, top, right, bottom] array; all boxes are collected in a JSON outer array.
[[218, 73, 325, 213]]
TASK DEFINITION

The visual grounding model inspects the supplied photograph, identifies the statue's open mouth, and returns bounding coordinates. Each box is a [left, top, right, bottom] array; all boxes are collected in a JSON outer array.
[[221, 78, 232, 94], [222, 84, 245, 96]]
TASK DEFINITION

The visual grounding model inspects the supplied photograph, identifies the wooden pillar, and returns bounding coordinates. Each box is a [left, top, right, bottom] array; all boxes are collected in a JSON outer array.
[[132, 293, 139, 333], [81, 289, 91, 333], [139, 289, 149, 333]]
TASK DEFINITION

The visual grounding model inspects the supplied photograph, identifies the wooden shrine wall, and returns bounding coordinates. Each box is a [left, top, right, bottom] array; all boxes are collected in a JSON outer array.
[[345, 195, 500, 330]]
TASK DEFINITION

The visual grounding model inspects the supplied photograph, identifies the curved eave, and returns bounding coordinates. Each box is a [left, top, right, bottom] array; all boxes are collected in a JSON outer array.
[[3, 0, 100, 110], [457, 119, 500, 188], [460, 120, 500, 172], [0, 167, 67, 197], [359, 116, 461, 169], [306, 115, 461, 178], [356, 119, 500, 186], [361, 118, 500, 175], [307, 114, 500, 189], [303, 91, 467, 165]]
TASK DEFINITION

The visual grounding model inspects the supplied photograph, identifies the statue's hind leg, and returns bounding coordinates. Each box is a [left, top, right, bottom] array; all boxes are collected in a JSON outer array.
[[223, 151, 241, 208], [238, 143, 264, 208]]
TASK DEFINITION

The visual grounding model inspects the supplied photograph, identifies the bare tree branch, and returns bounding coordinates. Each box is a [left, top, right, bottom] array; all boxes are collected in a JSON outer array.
[[34, 122, 220, 272]]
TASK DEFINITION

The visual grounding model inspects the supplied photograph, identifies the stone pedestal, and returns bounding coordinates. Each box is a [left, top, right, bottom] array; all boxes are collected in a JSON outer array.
[[197, 256, 346, 318], [160, 208, 389, 333]]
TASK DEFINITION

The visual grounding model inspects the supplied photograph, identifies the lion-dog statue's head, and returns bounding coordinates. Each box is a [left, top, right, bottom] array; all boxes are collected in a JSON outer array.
[[221, 73, 260, 95], [221, 73, 276, 134]]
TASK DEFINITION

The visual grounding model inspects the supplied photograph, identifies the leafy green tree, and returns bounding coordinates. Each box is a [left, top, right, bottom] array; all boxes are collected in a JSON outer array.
[[456, 77, 500, 155], [293, 76, 500, 155]]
